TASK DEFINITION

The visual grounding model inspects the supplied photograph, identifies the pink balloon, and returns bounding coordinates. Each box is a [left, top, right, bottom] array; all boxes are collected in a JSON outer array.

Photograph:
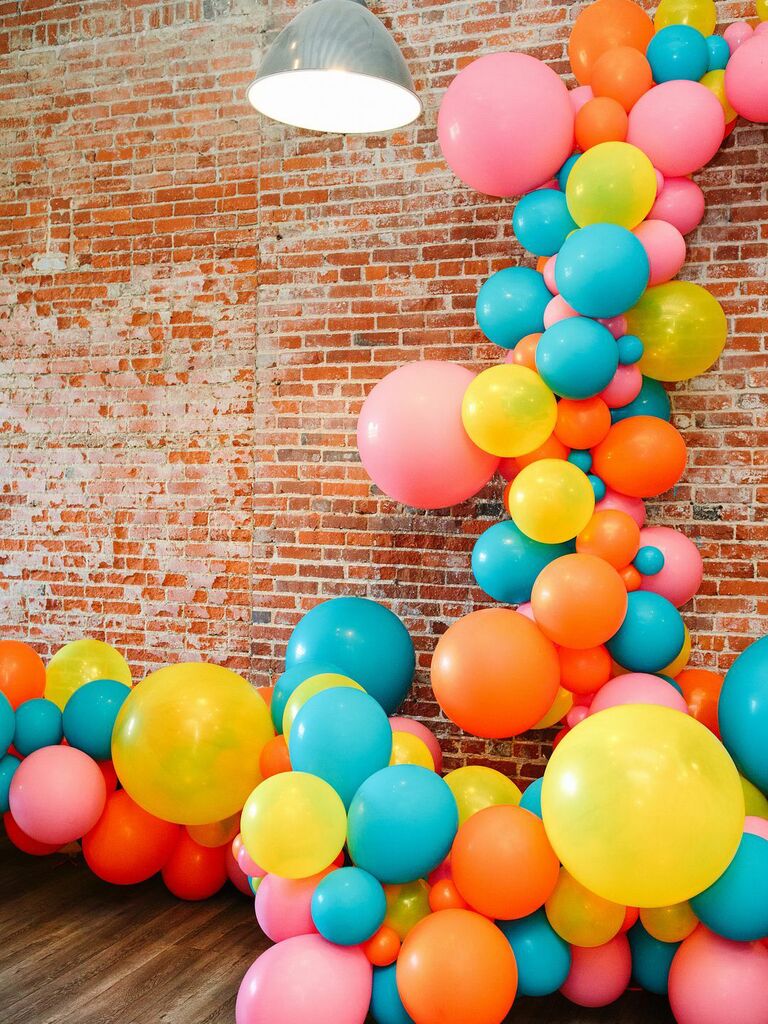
[[357, 361, 499, 510], [596, 314, 627, 340], [544, 294, 579, 328], [566, 705, 589, 729], [600, 364, 642, 409], [589, 673, 690, 716], [236, 934, 372, 1024], [543, 255, 558, 294], [627, 82, 725, 177], [724, 20, 755, 54], [654, 169, 665, 195], [668, 928, 768, 1024], [638, 526, 703, 608], [438, 53, 574, 197], [595, 487, 646, 528], [633, 219, 686, 286], [561, 936, 631, 1008], [9, 745, 106, 845], [254, 869, 333, 943], [649, 177, 705, 235], [389, 717, 443, 774], [233, 833, 267, 877], [226, 847, 254, 896], [744, 816, 768, 841], [569, 85, 594, 117], [725, 35, 768, 124], [427, 856, 452, 884], [516, 601, 536, 621], [755, 21, 768, 36]]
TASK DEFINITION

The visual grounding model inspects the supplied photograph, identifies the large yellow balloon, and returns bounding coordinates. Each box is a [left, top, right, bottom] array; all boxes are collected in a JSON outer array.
[[532, 686, 574, 730], [566, 142, 656, 229], [541, 705, 744, 907], [508, 459, 595, 543], [112, 663, 273, 825], [640, 902, 698, 943], [545, 867, 625, 947], [461, 365, 557, 458], [444, 766, 522, 827], [45, 638, 132, 710], [628, 282, 727, 382], [384, 879, 431, 939], [390, 731, 435, 770], [655, 0, 716, 35], [240, 771, 346, 879], [282, 673, 363, 740]]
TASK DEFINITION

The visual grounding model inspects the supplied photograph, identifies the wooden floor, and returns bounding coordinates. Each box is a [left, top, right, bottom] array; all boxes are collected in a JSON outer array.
[[0, 838, 674, 1024]]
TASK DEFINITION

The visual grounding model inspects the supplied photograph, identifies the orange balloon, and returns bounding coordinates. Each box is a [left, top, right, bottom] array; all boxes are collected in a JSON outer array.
[[575, 96, 628, 149], [451, 805, 560, 919], [590, 45, 653, 111], [83, 790, 180, 884], [161, 830, 228, 900], [512, 333, 541, 371], [531, 553, 628, 649], [514, 431, 570, 471], [555, 397, 611, 449], [558, 644, 613, 695], [569, 0, 655, 85], [431, 609, 560, 739], [675, 668, 723, 736], [620, 905, 640, 932], [259, 735, 292, 778], [256, 685, 273, 707], [0, 640, 45, 709], [3, 811, 60, 855], [397, 909, 518, 1024], [536, 256, 549, 273], [429, 879, 468, 913], [621, 564, 642, 591], [592, 416, 687, 498], [576, 509, 640, 569], [364, 924, 401, 966]]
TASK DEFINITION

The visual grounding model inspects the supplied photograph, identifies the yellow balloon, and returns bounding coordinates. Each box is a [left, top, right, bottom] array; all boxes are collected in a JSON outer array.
[[282, 673, 363, 740], [640, 902, 699, 943], [541, 705, 744, 907], [660, 624, 691, 678], [700, 70, 737, 124], [384, 879, 431, 939], [461, 364, 557, 458], [532, 686, 574, 730], [444, 766, 522, 827], [545, 868, 625, 947], [508, 459, 595, 544], [112, 663, 273, 825], [390, 731, 435, 770], [628, 281, 727, 383], [45, 638, 132, 710], [759, 0, 768, 21], [566, 142, 657, 229], [186, 812, 240, 848], [741, 774, 768, 819], [655, 0, 716, 35], [240, 771, 346, 879]]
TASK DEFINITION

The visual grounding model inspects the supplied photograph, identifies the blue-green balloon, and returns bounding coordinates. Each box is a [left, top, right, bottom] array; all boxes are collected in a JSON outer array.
[[520, 777, 543, 818], [634, 545, 665, 576], [475, 267, 551, 349], [289, 687, 392, 808], [13, 698, 62, 756], [719, 636, 768, 792], [555, 224, 649, 319], [271, 660, 342, 734], [0, 691, 14, 755], [607, 591, 685, 673], [498, 910, 571, 996], [536, 317, 618, 400], [62, 678, 131, 760], [370, 964, 414, 1024], [611, 377, 671, 423], [311, 866, 386, 946], [647, 25, 709, 83], [628, 922, 679, 995], [0, 753, 21, 813], [691, 832, 768, 941], [706, 34, 730, 71], [557, 153, 580, 191], [472, 521, 573, 605], [513, 189, 577, 257], [286, 598, 415, 715]]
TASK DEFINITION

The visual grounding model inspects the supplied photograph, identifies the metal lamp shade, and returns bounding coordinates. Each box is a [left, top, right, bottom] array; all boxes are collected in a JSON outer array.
[[247, 0, 421, 134]]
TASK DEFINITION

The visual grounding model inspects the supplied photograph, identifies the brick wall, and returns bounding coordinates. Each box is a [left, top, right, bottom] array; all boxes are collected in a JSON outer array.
[[1, 0, 766, 781]]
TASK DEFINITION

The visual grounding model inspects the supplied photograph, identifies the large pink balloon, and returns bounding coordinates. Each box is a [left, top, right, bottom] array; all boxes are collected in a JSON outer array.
[[438, 53, 574, 197], [389, 717, 443, 774], [9, 745, 106, 845], [725, 35, 768, 124], [668, 928, 768, 1024], [255, 869, 332, 943], [236, 934, 372, 1024], [633, 220, 686, 286], [637, 526, 703, 608], [589, 673, 689, 716], [560, 935, 631, 1008], [648, 178, 705, 236], [627, 82, 725, 177], [357, 361, 499, 509]]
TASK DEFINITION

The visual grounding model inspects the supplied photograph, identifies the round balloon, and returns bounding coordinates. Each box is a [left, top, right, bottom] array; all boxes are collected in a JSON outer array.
[[545, 867, 625, 947], [82, 789, 179, 884], [568, 0, 654, 85], [471, 520, 574, 605], [531, 553, 628, 649], [498, 910, 571, 997], [648, 176, 705, 235], [443, 766, 521, 826], [628, 922, 680, 995], [606, 591, 685, 673], [62, 678, 131, 761], [724, 34, 768, 123], [647, 25, 709, 83], [461, 364, 557, 458], [12, 698, 62, 756], [690, 831, 768, 941], [536, 318, 619, 400], [637, 525, 703, 607], [560, 935, 632, 1008], [508, 460, 595, 543], [565, 141, 656, 229], [655, 0, 716, 35], [668, 928, 768, 1024], [512, 189, 577, 257], [590, 45, 653, 111], [591, 417, 687, 498], [45, 639, 131, 711], [0, 640, 45, 709], [475, 267, 552, 347], [555, 224, 649, 319], [719, 636, 768, 792], [312, 867, 386, 946], [627, 81, 725, 177]]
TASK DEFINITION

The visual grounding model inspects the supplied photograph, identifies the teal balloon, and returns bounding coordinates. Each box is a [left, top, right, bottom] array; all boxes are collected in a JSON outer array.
[[289, 687, 392, 808], [691, 833, 768, 941], [557, 153, 580, 191], [62, 678, 131, 760], [475, 267, 551, 349], [311, 866, 386, 946], [617, 334, 644, 365], [347, 765, 458, 884], [719, 636, 768, 792], [657, 673, 684, 695], [628, 922, 679, 995], [371, 964, 414, 1024], [607, 591, 685, 673], [611, 376, 671, 423], [498, 910, 571, 996], [271, 660, 342, 734], [513, 189, 577, 257], [0, 753, 21, 813], [472, 521, 574, 605], [706, 34, 730, 71], [286, 598, 415, 715], [520, 777, 543, 818], [536, 317, 618, 399], [568, 450, 592, 473], [634, 545, 665, 576], [13, 698, 62, 756], [0, 692, 14, 755], [589, 474, 606, 502], [555, 224, 649, 319], [647, 25, 709, 83]]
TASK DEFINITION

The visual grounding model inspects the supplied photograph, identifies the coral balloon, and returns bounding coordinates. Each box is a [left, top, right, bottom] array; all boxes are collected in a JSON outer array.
[[627, 81, 725, 177], [259, 735, 291, 778], [575, 97, 628, 149], [461, 364, 557, 458], [649, 176, 705, 235], [508, 460, 595, 543], [568, 0, 654, 85], [3, 811, 60, 855], [591, 417, 687, 498], [676, 668, 722, 735], [531, 554, 628, 649], [161, 830, 228, 900], [576, 510, 640, 569], [590, 45, 653, 111], [0, 640, 45, 709], [589, 672, 690, 715], [558, 645, 613, 694], [566, 141, 656, 229], [633, 219, 686, 286], [555, 397, 611, 449], [725, 35, 768, 123], [560, 935, 632, 1007], [83, 790, 179, 884]]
